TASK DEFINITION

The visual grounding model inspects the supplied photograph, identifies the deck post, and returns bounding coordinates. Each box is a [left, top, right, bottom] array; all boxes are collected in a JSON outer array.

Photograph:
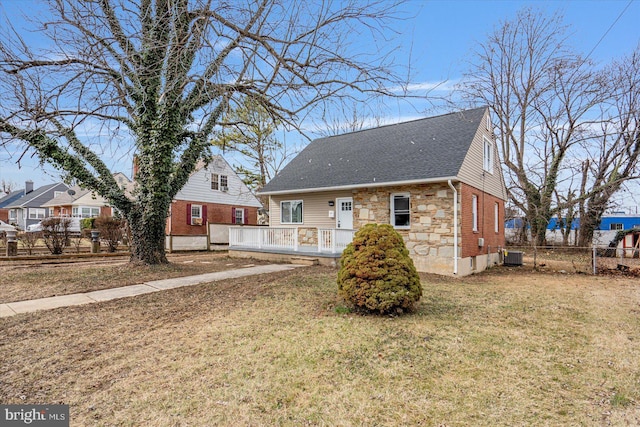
[[331, 229, 336, 253], [258, 227, 263, 249], [294, 227, 299, 251]]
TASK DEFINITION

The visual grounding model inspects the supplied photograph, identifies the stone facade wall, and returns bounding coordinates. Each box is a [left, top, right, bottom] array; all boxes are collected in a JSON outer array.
[[353, 182, 460, 274], [297, 227, 318, 246]]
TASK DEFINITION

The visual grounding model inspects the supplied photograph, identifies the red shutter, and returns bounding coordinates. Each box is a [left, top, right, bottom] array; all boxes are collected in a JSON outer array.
[[202, 205, 207, 226], [186, 203, 192, 225], [231, 207, 236, 224], [244, 208, 249, 224]]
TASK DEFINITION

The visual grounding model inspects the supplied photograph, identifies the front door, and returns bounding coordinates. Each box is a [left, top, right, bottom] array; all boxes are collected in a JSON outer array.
[[336, 197, 353, 229]]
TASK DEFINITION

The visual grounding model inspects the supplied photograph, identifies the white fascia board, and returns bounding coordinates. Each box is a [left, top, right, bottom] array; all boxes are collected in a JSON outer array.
[[259, 176, 460, 196]]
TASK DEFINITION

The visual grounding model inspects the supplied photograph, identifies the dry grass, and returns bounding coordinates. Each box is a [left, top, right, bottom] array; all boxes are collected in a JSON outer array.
[[0, 253, 271, 303], [1, 263, 639, 426]]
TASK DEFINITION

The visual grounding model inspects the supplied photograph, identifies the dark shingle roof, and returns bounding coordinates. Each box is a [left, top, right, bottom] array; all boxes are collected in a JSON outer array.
[[0, 189, 26, 208], [5, 183, 69, 208], [260, 107, 486, 194]]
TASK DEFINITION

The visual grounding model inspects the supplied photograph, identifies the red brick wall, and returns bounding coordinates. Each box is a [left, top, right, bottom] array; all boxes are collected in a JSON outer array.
[[168, 200, 259, 235], [460, 183, 505, 258], [0, 208, 8, 223]]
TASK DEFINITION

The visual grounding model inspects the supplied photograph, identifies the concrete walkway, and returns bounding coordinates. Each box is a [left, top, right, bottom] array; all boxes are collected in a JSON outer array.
[[0, 264, 302, 318]]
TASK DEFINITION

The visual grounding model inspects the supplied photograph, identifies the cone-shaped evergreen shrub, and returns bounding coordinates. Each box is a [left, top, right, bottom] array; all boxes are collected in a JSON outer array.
[[337, 223, 422, 314]]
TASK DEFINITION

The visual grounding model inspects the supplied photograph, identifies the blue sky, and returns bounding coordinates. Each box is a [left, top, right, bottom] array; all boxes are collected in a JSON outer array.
[[1, 0, 639, 192]]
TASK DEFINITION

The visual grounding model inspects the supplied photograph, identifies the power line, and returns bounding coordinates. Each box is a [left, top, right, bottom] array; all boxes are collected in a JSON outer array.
[[584, 0, 634, 62]]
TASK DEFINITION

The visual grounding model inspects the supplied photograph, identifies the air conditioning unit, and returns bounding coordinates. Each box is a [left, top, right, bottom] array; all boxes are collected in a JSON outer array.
[[221, 186, 228, 192], [503, 250, 523, 266], [192, 218, 202, 225], [478, 237, 485, 247]]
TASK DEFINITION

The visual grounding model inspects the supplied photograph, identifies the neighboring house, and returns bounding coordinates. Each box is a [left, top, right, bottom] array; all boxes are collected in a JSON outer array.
[[4, 181, 70, 230], [41, 173, 133, 219], [229, 107, 507, 276], [0, 187, 30, 224], [41, 186, 112, 219], [165, 155, 263, 251]]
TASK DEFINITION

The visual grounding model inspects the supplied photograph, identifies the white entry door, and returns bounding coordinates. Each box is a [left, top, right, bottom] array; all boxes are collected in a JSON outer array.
[[336, 197, 353, 229]]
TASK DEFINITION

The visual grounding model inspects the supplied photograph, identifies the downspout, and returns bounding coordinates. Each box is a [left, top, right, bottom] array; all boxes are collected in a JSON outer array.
[[448, 180, 458, 275]]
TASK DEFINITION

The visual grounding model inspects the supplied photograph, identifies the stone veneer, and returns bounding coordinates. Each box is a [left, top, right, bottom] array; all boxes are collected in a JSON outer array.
[[352, 182, 460, 274], [297, 226, 318, 246]]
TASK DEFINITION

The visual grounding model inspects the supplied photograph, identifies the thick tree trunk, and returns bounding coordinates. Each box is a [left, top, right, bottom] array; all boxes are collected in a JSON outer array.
[[127, 206, 169, 265]]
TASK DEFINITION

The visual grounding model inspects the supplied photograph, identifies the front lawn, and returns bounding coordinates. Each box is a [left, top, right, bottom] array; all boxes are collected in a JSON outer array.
[[1, 264, 638, 425]]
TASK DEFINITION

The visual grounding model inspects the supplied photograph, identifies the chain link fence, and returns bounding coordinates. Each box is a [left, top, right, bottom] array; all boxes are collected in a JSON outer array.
[[504, 245, 640, 275]]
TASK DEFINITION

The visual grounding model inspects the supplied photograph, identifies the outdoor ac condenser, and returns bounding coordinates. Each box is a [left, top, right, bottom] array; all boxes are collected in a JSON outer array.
[[503, 250, 523, 266]]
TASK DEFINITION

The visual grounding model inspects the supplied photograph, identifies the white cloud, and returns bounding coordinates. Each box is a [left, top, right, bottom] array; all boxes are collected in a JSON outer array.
[[388, 79, 459, 94]]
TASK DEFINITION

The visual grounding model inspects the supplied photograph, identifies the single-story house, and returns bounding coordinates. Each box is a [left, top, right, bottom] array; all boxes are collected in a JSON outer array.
[[42, 187, 112, 218], [41, 173, 133, 219], [229, 107, 507, 276], [4, 181, 70, 230], [0, 187, 30, 224], [164, 155, 263, 251]]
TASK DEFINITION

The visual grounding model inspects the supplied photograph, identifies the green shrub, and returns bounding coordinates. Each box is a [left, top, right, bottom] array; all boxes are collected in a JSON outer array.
[[80, 217, 95, 231], [337, 223, 422, 314]]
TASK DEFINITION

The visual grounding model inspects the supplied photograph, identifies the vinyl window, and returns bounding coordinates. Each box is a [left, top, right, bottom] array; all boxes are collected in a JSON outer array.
[[28, 208, 46, 219], [472, 195, 478, 232], [211, 174, 228, 191], [391, 193, 410, 229], [483, 136, 494, 173], [281, 201, 303, 224]]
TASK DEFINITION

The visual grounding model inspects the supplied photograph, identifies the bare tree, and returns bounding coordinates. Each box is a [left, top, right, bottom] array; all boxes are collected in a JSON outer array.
[[1, 179, 16, 194], [461, 8, 607, 246], [316, 100, 386, 137], [0, 0, 409, 264], [575, 47, 640, 246]]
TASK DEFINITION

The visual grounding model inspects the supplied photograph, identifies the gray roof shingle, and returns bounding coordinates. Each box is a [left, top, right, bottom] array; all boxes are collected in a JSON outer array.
[[260, 107, 486, 194]]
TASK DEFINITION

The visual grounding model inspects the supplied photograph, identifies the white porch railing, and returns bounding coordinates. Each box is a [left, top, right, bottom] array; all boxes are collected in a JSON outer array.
[[229, 226, 354, 254], [229, 227, 298, 250], [318, 229, 355, 253]]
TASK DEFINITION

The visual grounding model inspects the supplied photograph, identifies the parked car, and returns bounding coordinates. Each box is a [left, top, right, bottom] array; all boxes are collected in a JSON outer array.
[[27, 217, 82, 233], [0, 220, 17, 232]]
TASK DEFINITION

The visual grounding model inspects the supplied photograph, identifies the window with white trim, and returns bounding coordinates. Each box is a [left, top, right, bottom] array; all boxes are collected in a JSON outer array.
[[234, 208, 244, 224], [610, 223, 623, 231], [483, 136, 494, 173], [191, 205, 202, 219], [9, 209, 16, 220], [472, 195, 478, 232], [80, 207, 100, 218], [281, 200, 303, 224], [191, 204, 202, 225], [211, 173, 229, 191], [494, 202, 499, 233], [391, 193, 410, 228], [29, 208, 46, 219]]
